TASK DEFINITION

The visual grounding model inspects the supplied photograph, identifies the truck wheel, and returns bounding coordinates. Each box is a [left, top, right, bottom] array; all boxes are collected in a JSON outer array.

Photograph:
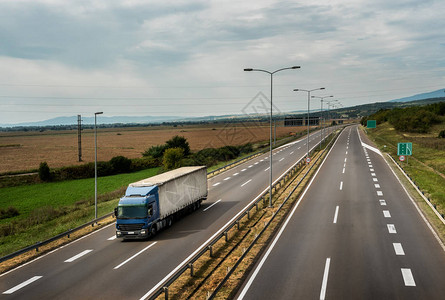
[[167, 217, 173, 227], [150, 225, 157, 237]]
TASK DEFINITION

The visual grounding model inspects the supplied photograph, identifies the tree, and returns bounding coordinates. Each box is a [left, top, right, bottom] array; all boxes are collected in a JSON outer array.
[[142, 144, 167, 158], [163, 148, 184, 170], [38, 162, 52, 181], [165, 136, 190, 156]]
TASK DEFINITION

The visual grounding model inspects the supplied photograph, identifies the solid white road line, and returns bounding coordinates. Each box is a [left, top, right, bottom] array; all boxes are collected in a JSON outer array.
[[114, 242, 157, 270], [387, 224, 397, 234], [333, 206, 339, 224], [393, 243, 405, 255], [241, 179, 252, 187], [107, 236, 117, 241], [383, 210, 391, 218], [212, 182, 220, 187], [3, 276, 43, 294], [320, 258, 331, 300], [401, 268, 416, 286], [203, 199, 221, 212], [339, 181, 343, 190], [64, 249, 93, 263]]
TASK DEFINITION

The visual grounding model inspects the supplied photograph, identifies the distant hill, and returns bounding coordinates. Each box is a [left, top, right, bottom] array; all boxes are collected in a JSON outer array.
[[389, 89, 445, 102], [0, 115, 182, 127]]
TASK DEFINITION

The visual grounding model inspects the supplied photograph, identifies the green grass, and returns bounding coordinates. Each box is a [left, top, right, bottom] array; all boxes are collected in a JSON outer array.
[[366, 123, 445, 216], [0, 168, 160, 257], [0, 168, 160, 224]]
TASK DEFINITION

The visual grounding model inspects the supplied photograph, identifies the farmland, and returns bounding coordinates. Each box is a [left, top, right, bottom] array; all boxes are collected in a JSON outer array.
[[0, 123, 308, 174]]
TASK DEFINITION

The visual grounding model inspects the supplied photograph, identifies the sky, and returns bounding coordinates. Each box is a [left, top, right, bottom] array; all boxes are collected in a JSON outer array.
[[0, 0, 445, 124]]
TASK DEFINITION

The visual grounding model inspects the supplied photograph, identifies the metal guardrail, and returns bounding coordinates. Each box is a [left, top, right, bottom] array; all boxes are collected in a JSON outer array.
[[387, 154, 445, 224], [207, 133, 306, 178], [0, 213, 113, 264], [0, 132, 307, 266], [0, 126, 338, 269], [146, 129, 342, 300], [208, 128, 341, 299]]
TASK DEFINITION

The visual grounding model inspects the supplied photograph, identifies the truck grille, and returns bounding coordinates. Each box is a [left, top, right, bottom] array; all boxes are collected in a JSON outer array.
[[119, 223, 144, 231]]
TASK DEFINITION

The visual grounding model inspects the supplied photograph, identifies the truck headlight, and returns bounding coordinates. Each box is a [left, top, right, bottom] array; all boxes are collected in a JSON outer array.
[[140, 230, 146, 235]]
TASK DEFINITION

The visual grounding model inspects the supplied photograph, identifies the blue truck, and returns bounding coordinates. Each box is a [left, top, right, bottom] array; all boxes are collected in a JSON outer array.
[[115, 166, 208, 240]]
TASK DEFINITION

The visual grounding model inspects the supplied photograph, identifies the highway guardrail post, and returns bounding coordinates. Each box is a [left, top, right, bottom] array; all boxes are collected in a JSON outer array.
[[189, 263, 194, 277], [208, 245, 213, 257], [163, 287, 169, 300], [224, 231, 228, 242]]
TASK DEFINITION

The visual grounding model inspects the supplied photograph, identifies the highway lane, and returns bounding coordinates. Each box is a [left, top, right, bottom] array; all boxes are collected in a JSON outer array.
[[0, 128, 331, 299], [236, 125, 445, 300]]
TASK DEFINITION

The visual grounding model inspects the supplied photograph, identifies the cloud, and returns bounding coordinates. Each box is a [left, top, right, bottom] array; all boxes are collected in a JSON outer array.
[[0, 0, 445, 124]]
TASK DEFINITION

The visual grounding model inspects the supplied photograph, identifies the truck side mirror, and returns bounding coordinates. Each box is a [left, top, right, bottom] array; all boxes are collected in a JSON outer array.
[[114, 207, 118, 217]]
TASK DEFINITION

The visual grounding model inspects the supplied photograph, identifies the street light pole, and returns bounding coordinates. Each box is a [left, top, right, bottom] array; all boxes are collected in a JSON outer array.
[[94, 111, 103, 220], [325, 100, 338, 136], [293, 88, 325, 162], [244, 66, 300, 207], [311, 95, 333, 149]]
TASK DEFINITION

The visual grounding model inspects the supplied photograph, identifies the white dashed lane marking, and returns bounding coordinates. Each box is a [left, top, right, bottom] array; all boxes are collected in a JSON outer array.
[[241, 179, 252, 187], [387, 224, 397, 234], [3, 276, 43, 295], [393, 243, 405, 255], [401, 269, 416, 286], [65, 250, 93, 263], [383, 210, 391, 218]]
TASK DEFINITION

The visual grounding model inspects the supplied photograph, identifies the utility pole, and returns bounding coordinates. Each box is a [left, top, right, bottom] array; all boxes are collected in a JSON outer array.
[[77, 115, 82, 162]]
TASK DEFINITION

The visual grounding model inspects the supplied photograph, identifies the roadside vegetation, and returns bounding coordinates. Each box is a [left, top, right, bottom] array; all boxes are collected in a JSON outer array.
[[0, 168, 159, 257], [362, 102, 445, 236], [0, 133, 282, 258]]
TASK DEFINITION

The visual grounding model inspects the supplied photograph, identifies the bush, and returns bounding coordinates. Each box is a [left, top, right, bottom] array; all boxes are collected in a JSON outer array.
[[439, 130, 445, 138], [142, 144, 167, 158], [110, 156, 132, 173], [0, 206, 20, 220], [38, 162, 52, 181], [130, 157, 158, 171], [163, 148, 184, 170]]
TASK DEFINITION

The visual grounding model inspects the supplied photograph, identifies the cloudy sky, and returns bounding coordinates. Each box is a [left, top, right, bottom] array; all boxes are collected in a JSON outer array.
[[1, 0, 444, 124]]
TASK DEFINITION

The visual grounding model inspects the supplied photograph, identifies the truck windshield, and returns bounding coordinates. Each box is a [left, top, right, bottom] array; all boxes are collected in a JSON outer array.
[[117, 205, 147, 219]]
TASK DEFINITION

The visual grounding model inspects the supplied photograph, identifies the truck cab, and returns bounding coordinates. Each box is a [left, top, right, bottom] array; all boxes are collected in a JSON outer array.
[[115, 186, 159, 239]]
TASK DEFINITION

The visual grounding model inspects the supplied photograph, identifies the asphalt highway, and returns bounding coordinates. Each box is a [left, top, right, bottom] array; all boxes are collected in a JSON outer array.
[[0, 128, 329, 299], [236, 125, 445, 300]]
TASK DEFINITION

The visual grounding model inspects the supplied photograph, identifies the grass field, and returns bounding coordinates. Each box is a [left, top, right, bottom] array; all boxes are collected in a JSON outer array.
[[0, 168, 159, 256], [0, 123, 308, 173], [365, 122, 445, 218]]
